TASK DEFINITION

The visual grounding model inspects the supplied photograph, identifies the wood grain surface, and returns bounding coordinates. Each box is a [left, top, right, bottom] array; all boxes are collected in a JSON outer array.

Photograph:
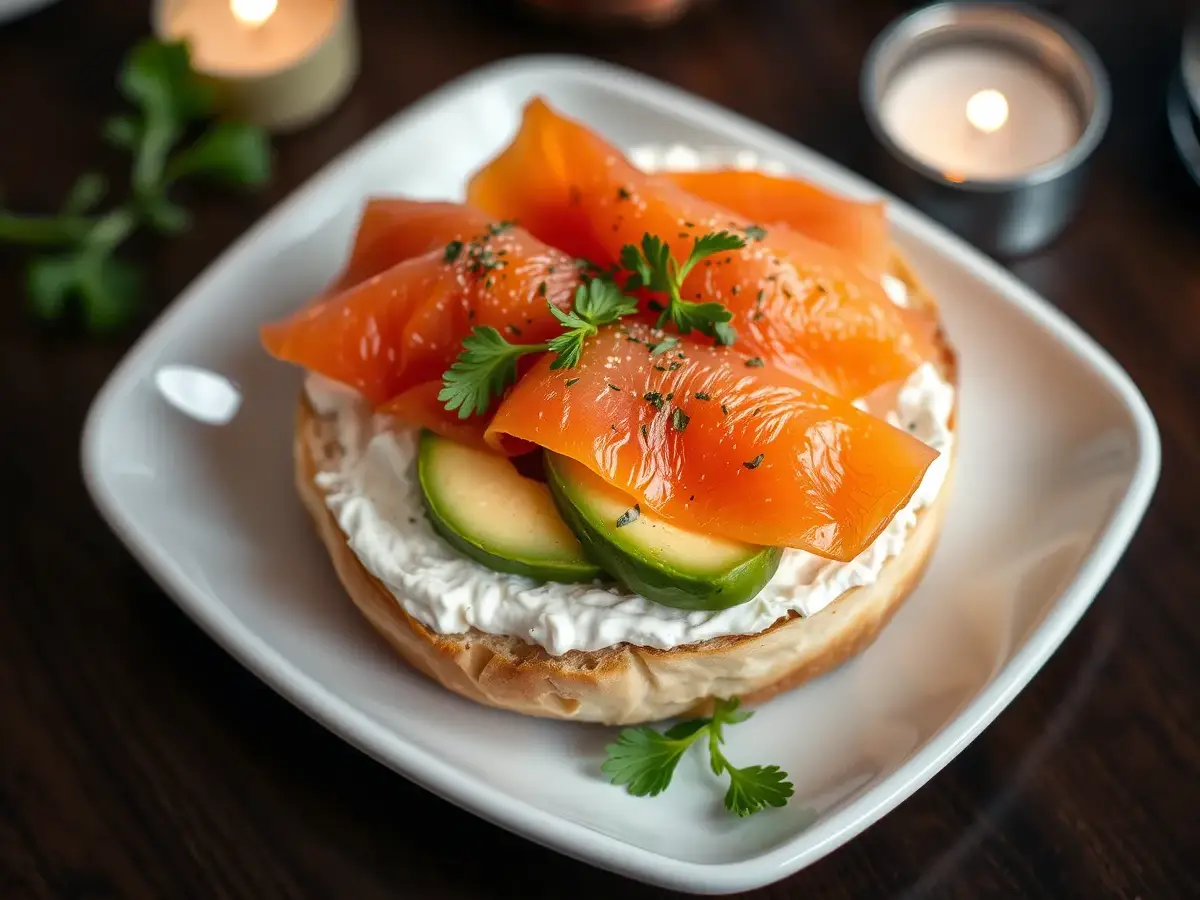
[[1, 1, 1197, 897]]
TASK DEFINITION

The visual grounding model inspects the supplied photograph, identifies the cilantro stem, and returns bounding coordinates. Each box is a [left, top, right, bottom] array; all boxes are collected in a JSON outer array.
[[0, 212, 95, 247], [85, 207, 137, 254]]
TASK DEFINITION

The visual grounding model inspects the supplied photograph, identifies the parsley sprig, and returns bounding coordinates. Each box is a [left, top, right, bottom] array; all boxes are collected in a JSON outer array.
[[0, 39, 270, 332], [545, 276, 638, 368], [621, 231, 745, 346], [602, 696, 793, 817], [439, 277, 636, 418]]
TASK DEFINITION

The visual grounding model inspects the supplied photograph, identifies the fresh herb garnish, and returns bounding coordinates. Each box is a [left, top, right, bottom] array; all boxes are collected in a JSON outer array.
[[713, 321, 738, 346], [440, 276, 637, 417], [545, 277, 639, 368], [671, 408, 690, 432], [565, 377, 579, 387], [650, 336, 679, 356], [0, 38, 271, 332], [443, 240, 463, 263], [643, 391, 665, 410], [744, 453, 765, 469], [607, 383, 621, 391], [620, 231, 745, 343], [601, 696, 793, 817], [744, 224, 768, 242], [745, 357, 764, 367], [615, 504, 641, 528], [694, 392, 711, 401], [438, 326, 534, 418]]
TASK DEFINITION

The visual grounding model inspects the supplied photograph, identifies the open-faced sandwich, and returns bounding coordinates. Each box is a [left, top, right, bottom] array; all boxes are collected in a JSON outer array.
[[261, 98, 957, 729]]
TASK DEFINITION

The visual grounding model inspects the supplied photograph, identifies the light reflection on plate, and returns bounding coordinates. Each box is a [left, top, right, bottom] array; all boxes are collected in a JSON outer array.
[[155, 365, 242, 425]]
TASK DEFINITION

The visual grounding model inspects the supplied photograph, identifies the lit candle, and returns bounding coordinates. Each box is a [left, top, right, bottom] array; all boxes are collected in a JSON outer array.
[[862, 3, 1110, 255], [153, 0, 359, 133], [879, 46, 1082, 182]]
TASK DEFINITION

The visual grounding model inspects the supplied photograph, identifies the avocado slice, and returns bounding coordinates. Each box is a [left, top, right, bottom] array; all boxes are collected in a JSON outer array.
[[418, 431, 602, 583], [546, 453, 782, 611]]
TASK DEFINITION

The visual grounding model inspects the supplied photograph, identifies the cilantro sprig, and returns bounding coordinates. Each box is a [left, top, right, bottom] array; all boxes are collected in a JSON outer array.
[[621, 231, 745, 345], [545, 276, 638, 368], [439, 277, 636, 418], [0, 38, 270, 332], [602, 696, 793, 817]]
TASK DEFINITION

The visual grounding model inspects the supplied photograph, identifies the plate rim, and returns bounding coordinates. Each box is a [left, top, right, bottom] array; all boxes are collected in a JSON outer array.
[[80, 54, 1161, 895]]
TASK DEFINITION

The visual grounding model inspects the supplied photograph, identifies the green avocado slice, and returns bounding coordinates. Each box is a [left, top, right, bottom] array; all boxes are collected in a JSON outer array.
[[546, 453, 782, 611], [418, 431, 602, 583]]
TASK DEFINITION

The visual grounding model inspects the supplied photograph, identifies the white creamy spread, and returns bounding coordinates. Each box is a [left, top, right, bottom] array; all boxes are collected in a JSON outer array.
[[306, 147, 955, 656]]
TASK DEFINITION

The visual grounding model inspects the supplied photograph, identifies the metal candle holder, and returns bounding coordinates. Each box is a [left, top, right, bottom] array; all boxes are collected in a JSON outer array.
[[861, 3, 1111, 257]]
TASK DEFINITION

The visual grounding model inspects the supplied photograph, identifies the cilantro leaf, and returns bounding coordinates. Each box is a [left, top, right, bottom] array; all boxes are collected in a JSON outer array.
[[546, 327, 587, 370], [25, 255, 79, 322], [544, 277, 637, 370], [601, 694, 792, 817], [722, 765, 795, 817], [670, 299, 733, 337], [440, 277, 638, 416], [678, 230, 746, 281], [705, 697, 794, 817], [574, 276, 638, 324], [713, 321, 738, 346], [164, 121, 271, 187], [62, 173, 108, 216], [438, 326, 545, 418], [601, 722, 708, 797], [620, 231, 745, 344]]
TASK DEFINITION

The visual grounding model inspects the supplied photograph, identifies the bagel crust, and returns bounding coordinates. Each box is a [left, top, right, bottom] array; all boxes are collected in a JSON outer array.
[[292, 253, 957, 725]]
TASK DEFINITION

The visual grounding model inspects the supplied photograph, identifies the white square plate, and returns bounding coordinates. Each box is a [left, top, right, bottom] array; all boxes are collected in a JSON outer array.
[[81, 57, 1160, 894]]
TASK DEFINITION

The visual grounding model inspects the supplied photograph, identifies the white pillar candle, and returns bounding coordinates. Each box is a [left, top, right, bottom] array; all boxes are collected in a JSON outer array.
[[879, 45, 1083, 181], [154, 0, 359, 133]]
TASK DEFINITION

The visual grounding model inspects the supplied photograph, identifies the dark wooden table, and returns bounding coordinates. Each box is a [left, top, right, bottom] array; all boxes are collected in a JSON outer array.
[[2, 1, 1197, 897]]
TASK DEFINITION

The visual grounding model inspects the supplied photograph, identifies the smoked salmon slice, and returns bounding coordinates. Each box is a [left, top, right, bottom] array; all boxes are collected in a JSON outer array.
[[330, 199, 488, 292], [261, 204, 581, 410], [486, 323, 937, 560], [379, 382, 493, 450], [468, 99, 931, 400], [661, 170, 891, 276]]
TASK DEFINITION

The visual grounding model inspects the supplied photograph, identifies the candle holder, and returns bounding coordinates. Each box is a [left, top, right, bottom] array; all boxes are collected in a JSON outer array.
[[861, 3, 1110, 257], [154, 0, 359, 134]]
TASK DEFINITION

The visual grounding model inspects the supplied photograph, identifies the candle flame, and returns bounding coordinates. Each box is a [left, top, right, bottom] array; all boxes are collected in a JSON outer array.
[[231, 0, 277, 27], [966, 89, 1009, 134]]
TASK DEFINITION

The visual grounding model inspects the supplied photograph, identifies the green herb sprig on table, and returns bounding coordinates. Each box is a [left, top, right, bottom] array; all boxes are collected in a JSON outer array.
[[620, 231, 745, 346], [602, 696, 793, 817], [438, 276, 637, 418], [0, 38, 271, 332]]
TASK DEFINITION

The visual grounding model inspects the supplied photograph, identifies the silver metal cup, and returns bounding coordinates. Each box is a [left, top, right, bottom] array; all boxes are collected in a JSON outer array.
[[861, 2, 1111, 257]]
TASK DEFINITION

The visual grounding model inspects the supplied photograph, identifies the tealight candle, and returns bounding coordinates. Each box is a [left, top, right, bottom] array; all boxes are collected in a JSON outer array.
[[153, 0, 359, 133], [862, 3, 1110, 256]]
